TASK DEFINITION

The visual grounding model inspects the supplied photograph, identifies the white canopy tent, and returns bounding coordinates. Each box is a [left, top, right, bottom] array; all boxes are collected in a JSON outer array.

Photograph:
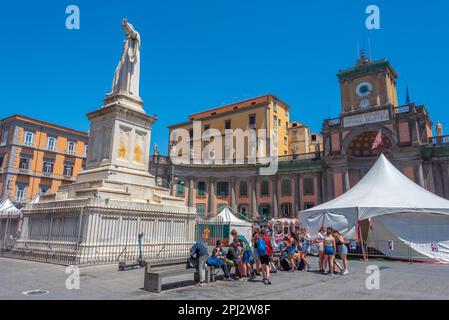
[[299, 154, 449, 263], [213, 207, 253, 245], [0, 199, 20, 218]]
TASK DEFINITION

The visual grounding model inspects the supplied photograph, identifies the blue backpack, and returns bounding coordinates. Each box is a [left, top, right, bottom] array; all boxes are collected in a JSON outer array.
[[257, 237, 267, 256]]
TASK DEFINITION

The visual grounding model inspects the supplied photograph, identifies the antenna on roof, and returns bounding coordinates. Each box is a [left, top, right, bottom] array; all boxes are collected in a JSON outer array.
[[368, 37, 373, 59], [405, 82, 411, 105], [356, 41, 360, 59]]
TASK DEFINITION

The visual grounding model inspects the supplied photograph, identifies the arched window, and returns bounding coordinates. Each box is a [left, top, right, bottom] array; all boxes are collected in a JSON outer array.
[[347, 131, 392, 157]]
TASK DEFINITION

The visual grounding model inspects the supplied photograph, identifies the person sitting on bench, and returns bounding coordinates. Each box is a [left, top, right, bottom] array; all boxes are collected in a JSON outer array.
[[207, 240, 232, 281], [226, 238, 241, 278]]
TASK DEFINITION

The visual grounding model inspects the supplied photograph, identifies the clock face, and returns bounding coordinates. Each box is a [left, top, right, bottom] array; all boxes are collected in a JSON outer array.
[[356, 82, 373, 97]]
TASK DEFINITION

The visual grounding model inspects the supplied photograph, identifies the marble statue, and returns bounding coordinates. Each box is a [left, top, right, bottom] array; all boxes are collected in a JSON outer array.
[[154, 144, 159, 156], [110, 18, 141, 98], [436, 121, 444, 137]]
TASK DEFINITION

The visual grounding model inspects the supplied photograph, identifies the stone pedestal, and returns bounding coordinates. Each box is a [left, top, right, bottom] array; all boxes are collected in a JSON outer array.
[[13, 94, 196, 265]]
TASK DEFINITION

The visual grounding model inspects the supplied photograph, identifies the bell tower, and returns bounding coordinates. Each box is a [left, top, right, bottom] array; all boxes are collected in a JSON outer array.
[[337, 50, 399, 114]]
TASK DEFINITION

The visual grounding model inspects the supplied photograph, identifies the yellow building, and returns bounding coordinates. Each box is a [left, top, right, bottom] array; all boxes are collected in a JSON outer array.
[[0, 115, 88, 207], [288, 121, 323, 155], [168, 94, 291, 162]]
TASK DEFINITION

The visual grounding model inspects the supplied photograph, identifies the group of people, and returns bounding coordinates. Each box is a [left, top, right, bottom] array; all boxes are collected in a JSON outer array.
[[189, 225, 350, 287]]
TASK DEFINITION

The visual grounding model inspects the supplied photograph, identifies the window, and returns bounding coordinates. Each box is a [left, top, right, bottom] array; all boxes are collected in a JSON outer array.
[[285, 122, 289, 129], [43, 160, 54, 174], [303, 176, 314, 195], [15, 183, 26, 202], [24, 131, 34, 146], [63, 163, 74, 177], [67, 141, 76, 155], [196, 204, 206, 217], [292, 130, 297, 140], [284, 136, 288, 145], [260, 180, 269, 196], [281, 203, 292, 218], [197, 181, 206, 197], [47, 137, 56, 151], [249, 114, 256, 128], [84, 144, 88, 156], [1, 129, 8, 146], [304, 202, 315, 210], [273, 116, 278, 130], [311, 134, 317, 142], [273, 100, 278, 113], [238, 204, 249, 218], [19, 157, 30, 170], [176, 181, 185, 196], [217, 181, 229, 197], [40, 185, 51, 195], [225, 120, 231, 130], [0, 154, 3, 168], [281, 179, 292, 196], [258, 204, 271, 221], [278, 119, 282, 127], [239, 181, 248, 196]]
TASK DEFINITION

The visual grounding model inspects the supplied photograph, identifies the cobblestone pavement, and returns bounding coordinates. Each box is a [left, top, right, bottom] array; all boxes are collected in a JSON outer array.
[[1, 256, 448, 300]]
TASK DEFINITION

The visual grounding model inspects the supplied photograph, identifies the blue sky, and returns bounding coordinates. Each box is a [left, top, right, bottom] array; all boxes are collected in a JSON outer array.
[[1, 0, 449, 154]]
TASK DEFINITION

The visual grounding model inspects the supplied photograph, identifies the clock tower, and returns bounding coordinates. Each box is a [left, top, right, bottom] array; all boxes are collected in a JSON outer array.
[[337, 50, 399, 113]]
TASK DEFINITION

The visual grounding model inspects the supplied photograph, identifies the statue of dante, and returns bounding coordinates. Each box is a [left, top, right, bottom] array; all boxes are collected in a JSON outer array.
[[110, 19, 141, 98]]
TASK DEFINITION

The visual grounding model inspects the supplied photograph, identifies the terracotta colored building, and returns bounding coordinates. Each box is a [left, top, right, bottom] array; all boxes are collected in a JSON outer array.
[[0, 115, 88, 207], [168, 94, 291, 161], [150, 54, 449, 220]]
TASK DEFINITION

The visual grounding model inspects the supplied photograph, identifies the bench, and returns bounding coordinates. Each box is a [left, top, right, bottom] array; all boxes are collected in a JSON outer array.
[[143, 258, 211, 293]]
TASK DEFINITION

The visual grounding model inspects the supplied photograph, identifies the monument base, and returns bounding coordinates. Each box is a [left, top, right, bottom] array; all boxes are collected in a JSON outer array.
[[10, 93, 196, 265], [12, 198, 196, 265]]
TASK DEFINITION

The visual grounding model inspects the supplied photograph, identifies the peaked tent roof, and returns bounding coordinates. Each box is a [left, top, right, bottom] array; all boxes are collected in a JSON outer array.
[[213, 207, 252, 226], [0, 198, 20, 216], [300, 154, 449, 220]]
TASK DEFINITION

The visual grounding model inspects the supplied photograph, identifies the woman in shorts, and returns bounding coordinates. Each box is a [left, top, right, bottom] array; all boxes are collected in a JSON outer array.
[[333, 230, 349, 275], [323, 227, 336, 275], [317, 227, 327, 273], [287, 232, 299, 271]]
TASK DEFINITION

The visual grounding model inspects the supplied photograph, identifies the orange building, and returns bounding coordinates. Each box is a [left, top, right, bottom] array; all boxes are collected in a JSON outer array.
[[0, 115, 88, 207]]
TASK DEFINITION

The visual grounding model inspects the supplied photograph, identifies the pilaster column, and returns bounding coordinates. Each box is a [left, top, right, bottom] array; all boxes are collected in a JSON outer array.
[[294, 174, 301, 214], [251, 176, 258, 220], [415, 162, 425, 188], [317, 171, 323, 205], [188, 177, 194, 207], [208, 177, 215, 216], [230, 176, 237, 211], [424, 162, 435, 193], [343, 168, 350, 192], [442, 163, 449, 199], [327, 169, 334, 200], [272, 176, 279, 219]]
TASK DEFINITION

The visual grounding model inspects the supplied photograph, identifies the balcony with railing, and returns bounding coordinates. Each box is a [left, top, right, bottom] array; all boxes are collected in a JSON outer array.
[[149, 152, 320, 167], [429, 135, 449, 145]]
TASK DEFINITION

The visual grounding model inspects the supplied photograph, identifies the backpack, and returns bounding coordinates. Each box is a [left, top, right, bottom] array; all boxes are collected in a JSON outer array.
[[257, 236, 267, 256]]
